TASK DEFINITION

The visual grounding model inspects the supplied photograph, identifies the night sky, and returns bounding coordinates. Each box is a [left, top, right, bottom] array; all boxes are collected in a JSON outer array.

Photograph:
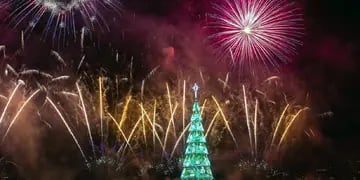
[[0, 0, 360, 178], [127, 0, 360, 143]]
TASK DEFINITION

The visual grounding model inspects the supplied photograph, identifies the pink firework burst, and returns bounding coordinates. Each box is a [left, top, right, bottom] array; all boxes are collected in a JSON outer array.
[[209, 0, 304, 70]]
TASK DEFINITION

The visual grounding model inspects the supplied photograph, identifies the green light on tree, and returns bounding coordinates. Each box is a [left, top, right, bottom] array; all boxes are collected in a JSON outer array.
[[181, 83, 214, 180]]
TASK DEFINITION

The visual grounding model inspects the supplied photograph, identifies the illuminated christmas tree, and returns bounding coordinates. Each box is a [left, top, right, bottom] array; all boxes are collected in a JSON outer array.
[[181, 83, 214, 180]]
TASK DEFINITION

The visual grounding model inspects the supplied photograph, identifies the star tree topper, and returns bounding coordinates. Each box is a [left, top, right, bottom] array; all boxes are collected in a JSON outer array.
[[192, 83, 199, 100]]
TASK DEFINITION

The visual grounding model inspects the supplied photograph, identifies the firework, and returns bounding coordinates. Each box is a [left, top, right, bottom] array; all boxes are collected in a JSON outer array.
[[47, 96, 88, 163], [0, 80, 24, 124], [0, 74, 311, 178], [1, 89, 40, 143], [0, 47, 313, 178], [0, 46, 6, 59], [4, 0, 122, 46], [75, 65, 310, 164], [209, 0, 303, 69]]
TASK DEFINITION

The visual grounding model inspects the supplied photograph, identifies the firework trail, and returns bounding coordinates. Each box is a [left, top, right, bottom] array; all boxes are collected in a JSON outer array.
[[0, 46, 6, 58], [251, 86, 309, 159], [243, 85, 253, 156], [205, 110, 220, 137], [211, 96, 238, 147], [107, 113, 134, 155], [182, 80, 186, 144], [51, 50, 67, 66], [254, 98, 258, 159], [1, 89, 40, 143], [0, 76, 310, 177], [162, 103, 178, 157], [47, 96, 88, 163], [77, 76, 239, 161], [170, 122, 191, 158], [4, 0, 122, 46], [76, 82, 96, 157], [277, 107, 309, 149], [0, 80, 25, 124], [209, 0, 303, 69], [51, 75, 70, 82], [5, 64, 19, 78], [98, 77, 104, 140], [0, 45, 312, 174], [271, 104, 289, 147], [152, 100, 157, 151]]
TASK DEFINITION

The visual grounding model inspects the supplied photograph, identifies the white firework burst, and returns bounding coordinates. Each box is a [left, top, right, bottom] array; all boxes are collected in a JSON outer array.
[[4, 0, 121, 46], [209, 0, 304, 70]]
